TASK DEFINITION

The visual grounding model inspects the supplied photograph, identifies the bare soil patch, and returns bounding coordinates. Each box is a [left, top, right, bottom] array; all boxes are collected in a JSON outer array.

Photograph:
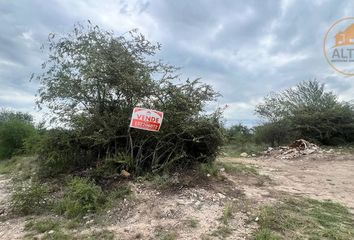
[[225, 153, 354, 213]]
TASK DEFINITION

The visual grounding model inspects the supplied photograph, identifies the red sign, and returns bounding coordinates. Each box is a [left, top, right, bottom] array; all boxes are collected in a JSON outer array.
[[129, 107, 164, 132]]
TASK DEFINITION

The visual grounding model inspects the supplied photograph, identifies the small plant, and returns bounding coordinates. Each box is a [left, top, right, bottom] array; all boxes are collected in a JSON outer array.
[[56, 177, 105, 219], [254, 228, 280, 240], [81, 230, 115, 240], [211, 225, 232, 239], [200, 162, 219, 177], [42, 230, 70, 240], [221, 202, 234, 225], [25, 218, 60, 233], [217, 162, 258, 175], [254, 197, 354, 239], [185, 218, 199, 228], [11, 179, 49, 215], [105, 185, 133, 207], [154, 226, 178, 240]]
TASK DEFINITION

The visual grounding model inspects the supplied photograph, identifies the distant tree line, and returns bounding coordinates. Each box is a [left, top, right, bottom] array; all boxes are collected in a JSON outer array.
[[0, 109, 40, 159], [226, 80, 354, 147]]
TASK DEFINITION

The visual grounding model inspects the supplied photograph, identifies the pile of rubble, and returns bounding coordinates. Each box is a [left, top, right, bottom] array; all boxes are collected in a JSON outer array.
[[263, 139, 323, 159]]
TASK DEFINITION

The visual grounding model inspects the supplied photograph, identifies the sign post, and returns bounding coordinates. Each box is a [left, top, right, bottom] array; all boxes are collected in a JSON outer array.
[[129, 107, 164, 132]]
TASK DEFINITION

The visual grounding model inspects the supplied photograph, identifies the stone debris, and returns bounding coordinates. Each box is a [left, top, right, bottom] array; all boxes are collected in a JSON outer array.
[[263, 139, 321, 159], [240, 152, 248, 157]]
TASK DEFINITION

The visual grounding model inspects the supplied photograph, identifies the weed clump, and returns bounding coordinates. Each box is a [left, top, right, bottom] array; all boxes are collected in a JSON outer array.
[[11, 179, 50, 215], [56, 177, 105, 219], [255, 197, 354, 239]]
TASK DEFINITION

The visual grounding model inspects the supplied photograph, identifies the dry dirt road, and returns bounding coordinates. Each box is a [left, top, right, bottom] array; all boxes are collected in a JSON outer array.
[[224, 153, 354, 213]]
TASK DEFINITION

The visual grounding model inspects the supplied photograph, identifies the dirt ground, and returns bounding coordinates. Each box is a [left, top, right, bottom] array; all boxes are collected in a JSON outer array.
[[0, 152, 354, 239], [225, 153, 354, 213]]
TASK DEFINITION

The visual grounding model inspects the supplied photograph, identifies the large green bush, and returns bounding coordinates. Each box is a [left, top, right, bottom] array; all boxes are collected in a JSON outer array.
[[11, 180, 50, 215], [255, 80, 354, 145], [34, 23, 223, 177], [0, 110, 38, 159]]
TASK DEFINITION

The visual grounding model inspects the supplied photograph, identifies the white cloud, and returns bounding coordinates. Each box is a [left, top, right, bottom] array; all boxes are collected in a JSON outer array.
[[1, 0, 354, 127]]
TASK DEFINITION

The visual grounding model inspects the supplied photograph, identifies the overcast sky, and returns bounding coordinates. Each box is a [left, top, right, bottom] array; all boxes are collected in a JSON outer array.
[[1, 0, 354, 126]]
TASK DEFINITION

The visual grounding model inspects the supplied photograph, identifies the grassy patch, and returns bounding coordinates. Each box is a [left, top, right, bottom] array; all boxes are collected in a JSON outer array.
[[55, 177, 105, 219], [217, 161, 258, 175], [25, 218, 60, 233], [105, 185, 132, 206], [199, 161, 259, 178], [0, 158, 17, 174], [42, 230, 71, 240], [221, 202, 234, 225], [222, 143, 266, 157], [0, 156, 37, 176], [200, 162, 220, 177], [254, 228, 280, 240], [254, 196, 354, 239], [11, 179, 50, 215]]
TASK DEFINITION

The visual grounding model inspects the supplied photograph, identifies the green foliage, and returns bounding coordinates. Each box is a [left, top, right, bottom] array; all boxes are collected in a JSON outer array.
[[217, 162, 258, 175], [256, 80, 354, 145], [254, 229, 280, 240], [223, 124, 267, 155], [35, 22, 223, 177], [93, 153, 133, 179], [200, 162, 219, 177], [0, 156, 37, 179], [254, 121, 293, 147], [25, 218, 60, 233], [11, 180, 50, 215], [42, 230, 71, 240], [0, 109, 33, 123], [254, 197, 354, 239], [221, 202, 234, 225], [225, 124, 253, 143], [0, 110, 38, 159], [0, 157, 22, 174], [222, 143, 266, 157], [38, 129, 95, 178], [105, 185, 132, 208], [56, 177, 105, 218]]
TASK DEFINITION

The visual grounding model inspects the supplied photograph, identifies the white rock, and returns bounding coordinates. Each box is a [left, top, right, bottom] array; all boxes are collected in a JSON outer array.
[[240, 152, 248, 157], [217, 193, 226, 199]]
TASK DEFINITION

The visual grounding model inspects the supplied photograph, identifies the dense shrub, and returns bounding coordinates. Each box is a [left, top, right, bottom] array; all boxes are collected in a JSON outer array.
[[0, 110, 38, 159], [56, 177, 105, 218], [254, 121, 293, 147], [256, 80, 354, 145], [34, 23, 223, 177]]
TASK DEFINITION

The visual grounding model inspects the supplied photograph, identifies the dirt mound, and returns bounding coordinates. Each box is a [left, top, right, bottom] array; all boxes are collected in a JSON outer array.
[[263, 139, 321, 159]]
